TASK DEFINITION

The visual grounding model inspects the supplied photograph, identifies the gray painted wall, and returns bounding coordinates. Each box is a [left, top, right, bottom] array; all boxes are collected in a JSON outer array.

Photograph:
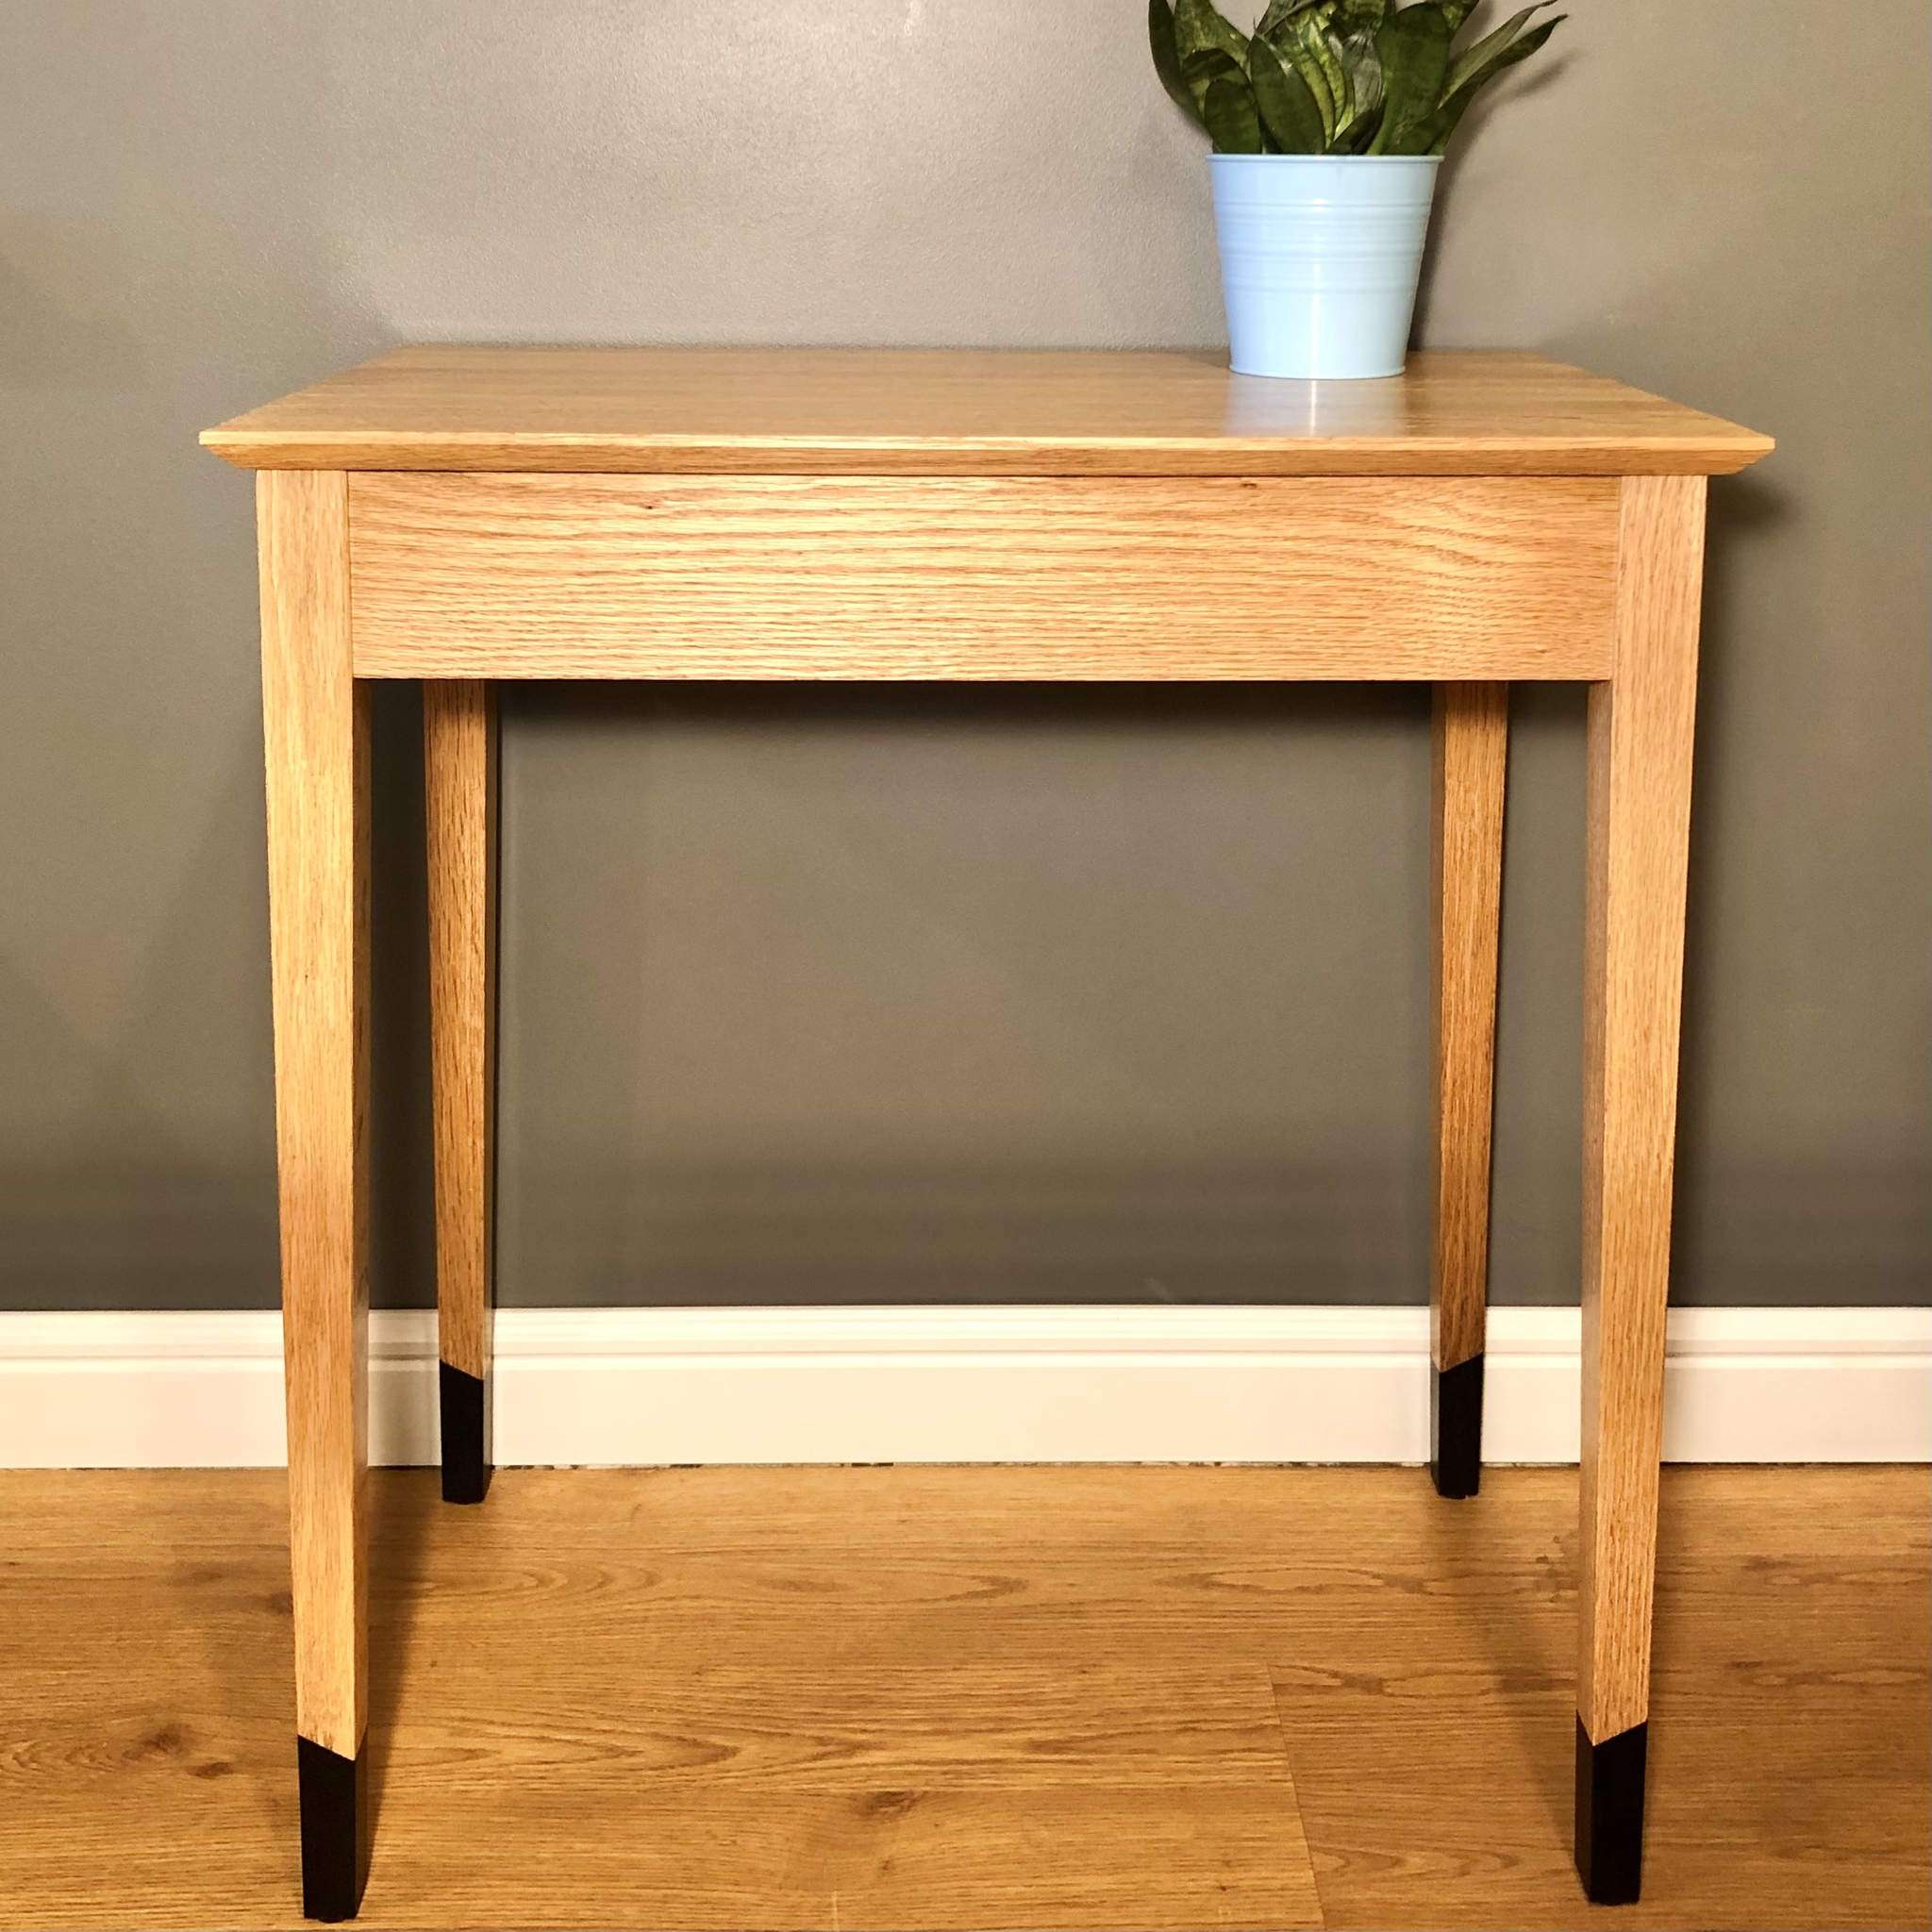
[[2, 1, 1925, 1312]]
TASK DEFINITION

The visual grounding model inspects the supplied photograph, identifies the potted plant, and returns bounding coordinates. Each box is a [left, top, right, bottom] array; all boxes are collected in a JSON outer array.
[[1151, 0, 1563, 378]]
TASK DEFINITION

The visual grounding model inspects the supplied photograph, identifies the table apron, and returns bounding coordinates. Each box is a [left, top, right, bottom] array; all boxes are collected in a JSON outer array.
[[345, 473, 1619, 681]]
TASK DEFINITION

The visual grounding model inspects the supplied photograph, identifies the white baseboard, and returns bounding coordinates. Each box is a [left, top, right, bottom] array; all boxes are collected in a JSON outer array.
[[0, 1305, 1924, 1470]]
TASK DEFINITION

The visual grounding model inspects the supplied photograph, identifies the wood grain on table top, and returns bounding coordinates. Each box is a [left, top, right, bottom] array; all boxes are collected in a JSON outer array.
[[202, 347, 1773, 476]]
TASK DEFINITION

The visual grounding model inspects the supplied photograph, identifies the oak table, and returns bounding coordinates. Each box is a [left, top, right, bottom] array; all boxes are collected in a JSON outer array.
[[204, 348, 1772, 1922]]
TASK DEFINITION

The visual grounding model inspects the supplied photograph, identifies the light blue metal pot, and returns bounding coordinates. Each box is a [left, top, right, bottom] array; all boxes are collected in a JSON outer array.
[[1209, 154, 1441, 380]]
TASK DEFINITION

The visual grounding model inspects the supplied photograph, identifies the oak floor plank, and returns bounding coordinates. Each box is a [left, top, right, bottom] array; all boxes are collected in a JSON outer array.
[[1268, 1469, 1930, 1930], [0, 1466, 1924, 1931]]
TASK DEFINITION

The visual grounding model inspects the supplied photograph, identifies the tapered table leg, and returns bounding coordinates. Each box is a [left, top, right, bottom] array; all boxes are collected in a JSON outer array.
[[425, 680, 498, 1504], [1429, 682, 1508, 1497], [259, 470, 372, 1923], [1576, 475, 1706, 1906]]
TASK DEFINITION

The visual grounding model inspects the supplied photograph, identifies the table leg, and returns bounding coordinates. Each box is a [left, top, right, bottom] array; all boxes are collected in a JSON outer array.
[[259, 471, 371, 1923], [1429, 681, 1508, 1497], [1575, 475, 1706, 1906], [424, 680, 498, 1505]]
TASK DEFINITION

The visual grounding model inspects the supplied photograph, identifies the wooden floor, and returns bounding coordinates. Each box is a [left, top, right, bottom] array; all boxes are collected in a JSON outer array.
[[0, 1466, 1924, 1932]]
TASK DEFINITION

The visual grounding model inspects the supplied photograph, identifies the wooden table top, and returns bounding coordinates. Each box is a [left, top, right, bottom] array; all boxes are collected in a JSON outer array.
[[204, 347, 1771, 478]]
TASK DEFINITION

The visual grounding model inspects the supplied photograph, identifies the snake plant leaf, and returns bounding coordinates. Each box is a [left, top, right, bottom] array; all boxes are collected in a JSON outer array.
[[1429, 15, 1562, 148], [1174, 0, 1248, 69], [1277, 28, 1336, 142], [1248, 30, 1326, 153], [1339, 96, 1385, 151], [1335, 0, 1388, 29], [1182, 45, 1244, 79], [1201, 73, 1264, 152], [1368, 1, 1450, 153], [1340, 27, 1384, 118], [1294, 13, 1352, 136], [1256, 0, 1322, 42], [1183, 43, 1245, 112], [1442, 1, 1557, 100], [1148, 0, 1205, 124], [1382, 105, 1447, 155], [1433, 0, 1479, 27]]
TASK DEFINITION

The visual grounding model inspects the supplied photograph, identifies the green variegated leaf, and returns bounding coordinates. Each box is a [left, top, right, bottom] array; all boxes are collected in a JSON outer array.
[[1150, 0, 1557, 162], [1183, 43, 1244, 110], [1202, 73, 1264, 151], [1295, 14, 1351, 134], [1279, 32, 1335, 140], [1248, 29, 1326, 152], [1341, 96, 1385, 151], [1442, 2, 1557, 100], [1368, 0, 1450, 151], [1174, 0, 1248, 68], [1382, 104, 1447, 153], [1430, 15, 1562, 147], [1257, 0, 1322, 42], [1340, 27, 1384, 118], [1148, 0, 1205, 124], [1183, 45, 1244, 79]]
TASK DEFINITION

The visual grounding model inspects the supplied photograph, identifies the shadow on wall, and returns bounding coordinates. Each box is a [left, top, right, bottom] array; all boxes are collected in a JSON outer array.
[[508, 1151, 1425, 1308], [0, 686, 433, 1312], [0, 126, 397, 1310], [1408, 53, 1573, 348], [368, 687, 439, 1313], [0, 232, 146, 387], [1675, 469, 1793, 1283], [491, 681, 1440, 1310], [1670, 466, 1930, 1304]]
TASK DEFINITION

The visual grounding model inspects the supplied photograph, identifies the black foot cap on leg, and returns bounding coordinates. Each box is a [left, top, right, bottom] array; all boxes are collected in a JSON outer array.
[[439, 1360, 491, 1505], [1430, 1353, 1484, 1498], [1575, 1717, 1647, 1905], [297, 1735, 369, 1922]]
